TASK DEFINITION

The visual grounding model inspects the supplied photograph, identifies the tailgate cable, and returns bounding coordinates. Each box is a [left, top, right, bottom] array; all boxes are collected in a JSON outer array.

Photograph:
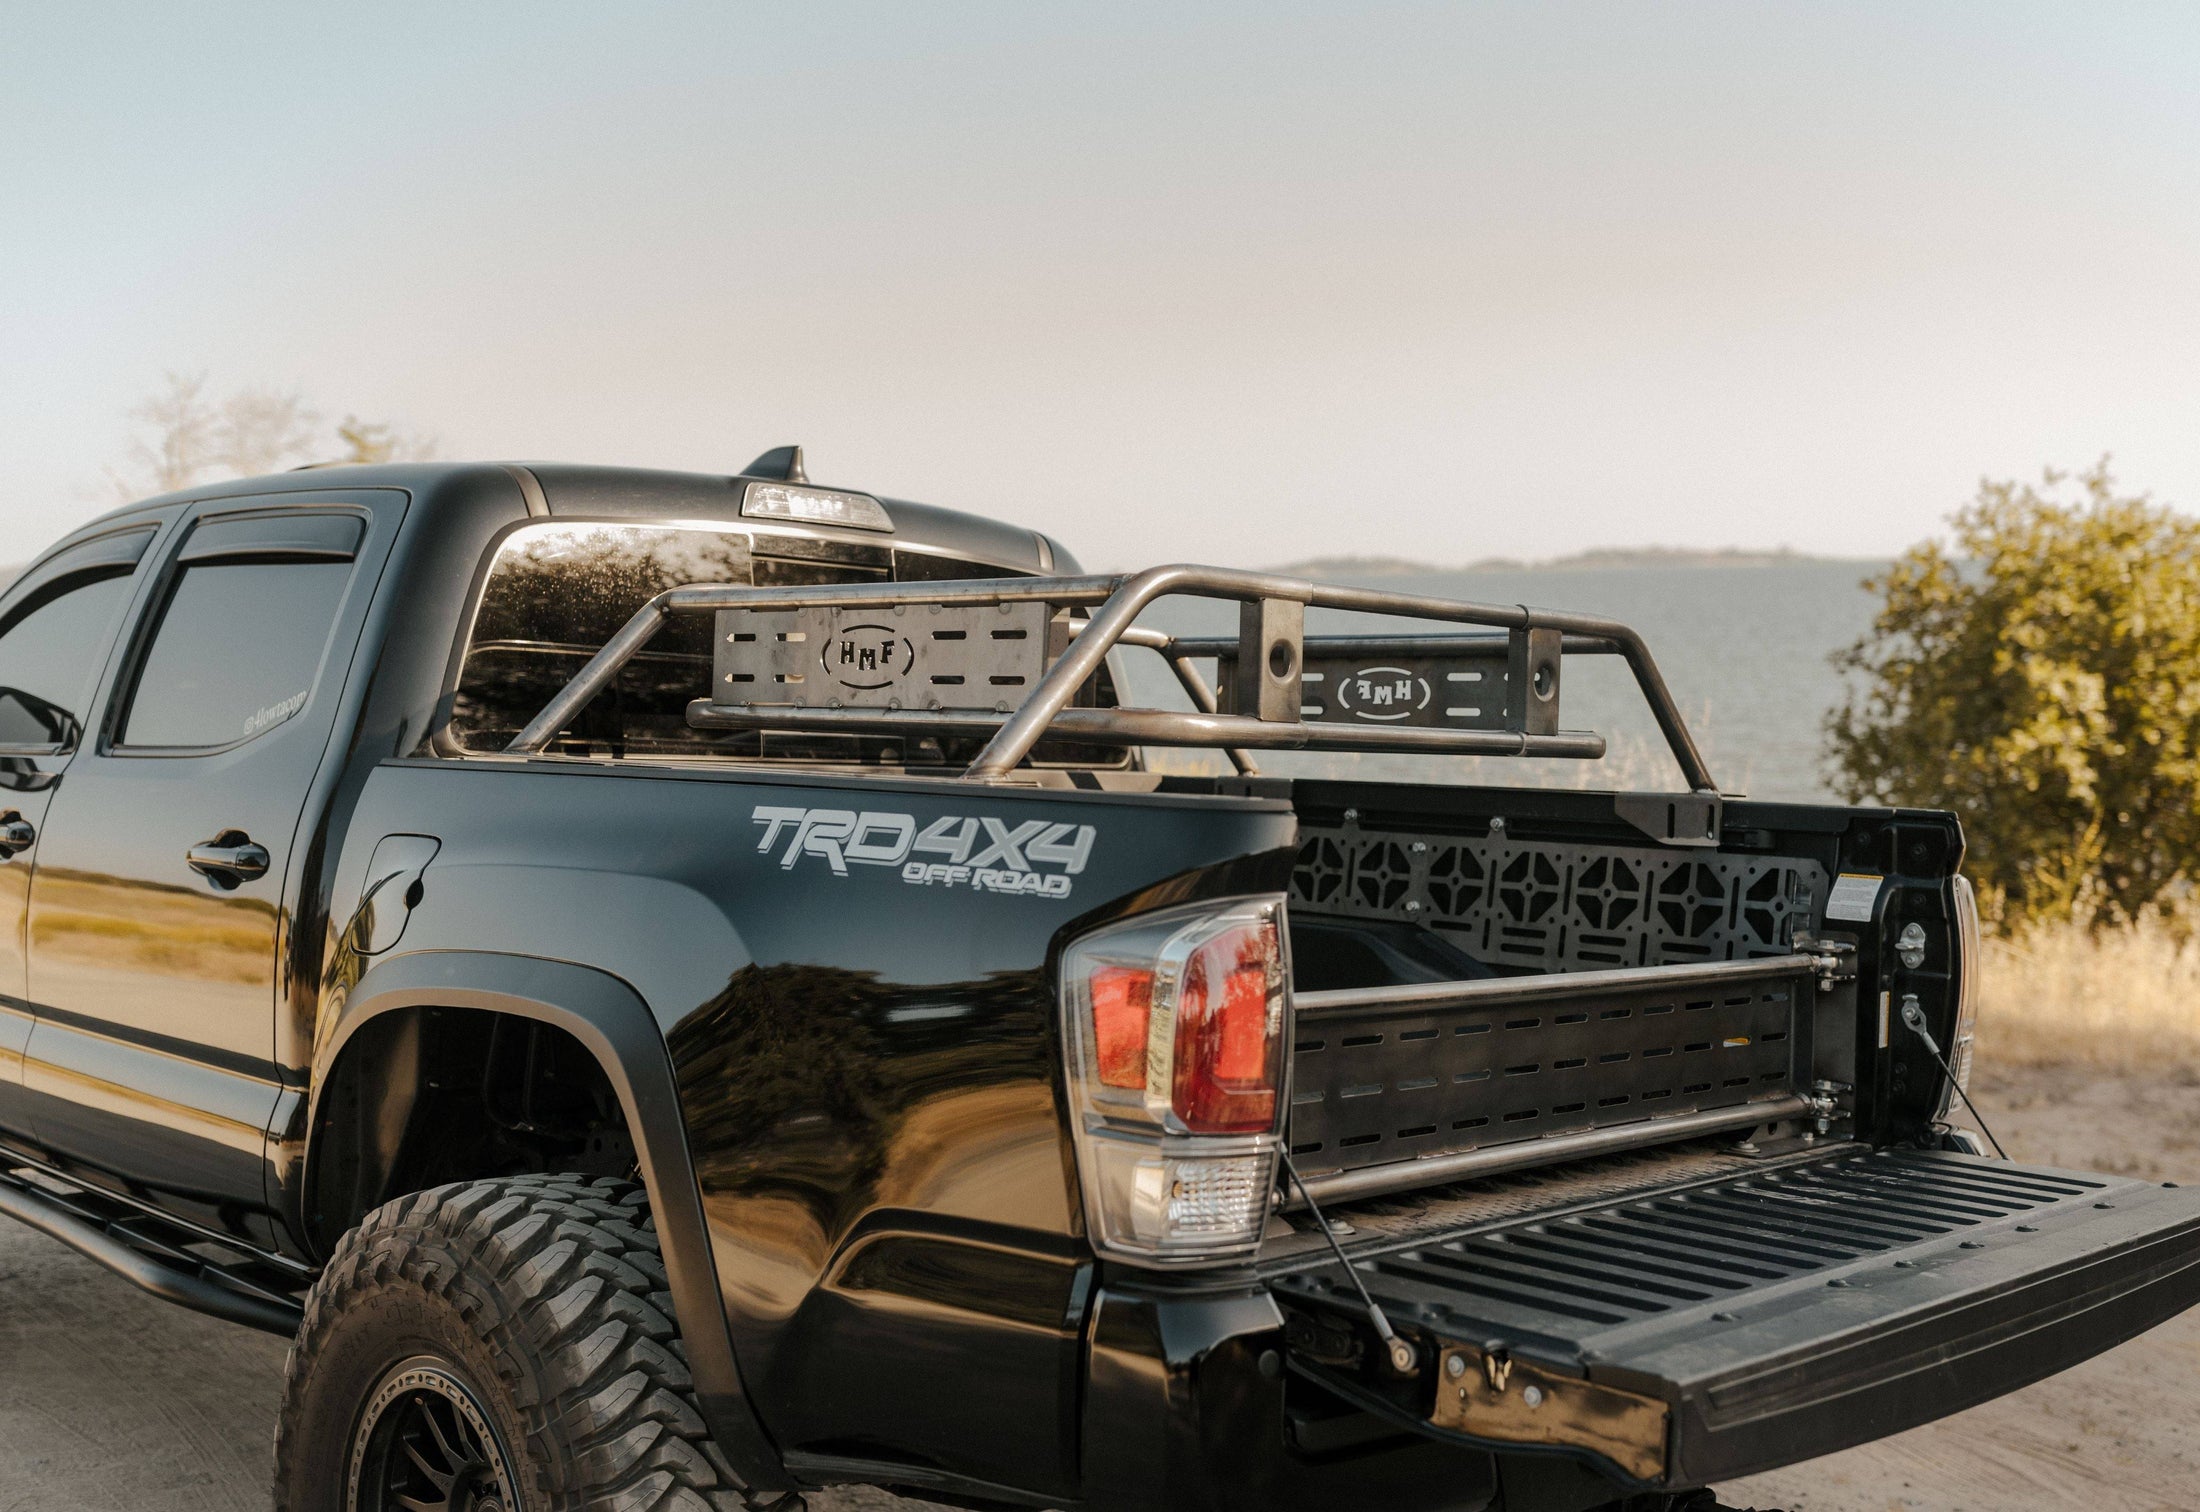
[[1899, 995, 2008, 1159], [1280, 1152, 1418, 1373]]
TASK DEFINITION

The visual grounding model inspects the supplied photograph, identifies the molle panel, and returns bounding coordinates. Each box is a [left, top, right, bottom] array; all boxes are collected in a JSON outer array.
[[1291, 817, 1828, 973], [1287, 970, 1808, 1178]]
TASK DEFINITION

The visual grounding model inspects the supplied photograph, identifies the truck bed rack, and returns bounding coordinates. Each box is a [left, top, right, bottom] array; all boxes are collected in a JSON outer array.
[[505, 563, 1718, 792]]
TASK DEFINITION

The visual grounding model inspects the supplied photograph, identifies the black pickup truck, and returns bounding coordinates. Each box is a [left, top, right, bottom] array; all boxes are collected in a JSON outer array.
[[0, 454, 2193, 1512]]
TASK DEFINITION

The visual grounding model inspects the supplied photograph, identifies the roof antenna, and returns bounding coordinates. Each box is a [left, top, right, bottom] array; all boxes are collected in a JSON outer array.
[[744, 445, 807, 484]]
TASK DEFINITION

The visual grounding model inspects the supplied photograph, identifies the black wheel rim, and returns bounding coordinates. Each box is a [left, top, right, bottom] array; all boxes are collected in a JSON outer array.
[[347, 1357, 520, 1512]]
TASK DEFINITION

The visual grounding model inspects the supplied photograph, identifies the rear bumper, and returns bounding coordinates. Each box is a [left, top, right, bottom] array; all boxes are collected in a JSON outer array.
[[1080, 1283, 1508, 1512]]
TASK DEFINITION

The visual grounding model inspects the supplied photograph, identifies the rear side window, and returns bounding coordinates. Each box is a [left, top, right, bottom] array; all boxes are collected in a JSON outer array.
[[449, 523, 755, 756], [0, 572, 139, 748], [120, 558, 355, 749], [446, 521, 1111, 767]]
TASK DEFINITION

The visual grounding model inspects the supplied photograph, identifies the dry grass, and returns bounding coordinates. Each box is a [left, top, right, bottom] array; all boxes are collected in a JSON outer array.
[[1975, 911, 2200, 1072]]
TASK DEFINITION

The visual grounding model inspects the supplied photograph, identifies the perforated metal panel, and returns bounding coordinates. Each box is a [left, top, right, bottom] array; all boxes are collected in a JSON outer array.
[[712, 601, 1053, 712], [1291, 819, 1828, 974], [1286, 965, 1810, 1176]]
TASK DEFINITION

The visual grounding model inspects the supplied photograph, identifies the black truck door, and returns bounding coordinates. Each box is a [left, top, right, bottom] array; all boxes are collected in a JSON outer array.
[[20, 494, 401, 1236], [0, 520, 167, 1159]]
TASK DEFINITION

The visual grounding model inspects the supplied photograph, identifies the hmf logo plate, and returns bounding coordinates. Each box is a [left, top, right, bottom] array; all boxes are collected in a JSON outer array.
[[714, 602, 1053, 712]]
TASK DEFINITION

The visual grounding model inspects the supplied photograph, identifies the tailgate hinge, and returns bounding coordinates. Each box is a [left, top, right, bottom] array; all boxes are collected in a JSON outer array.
[[1432, 1342, 1671, 1485]]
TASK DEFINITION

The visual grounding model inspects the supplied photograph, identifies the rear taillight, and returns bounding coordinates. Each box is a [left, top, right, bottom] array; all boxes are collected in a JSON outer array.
[[1171, 922, 1283, 1132], [1942, 875, 1983, 1115], [1091, 966, 1154, 1089], [1061, 896, 1288, 1265]]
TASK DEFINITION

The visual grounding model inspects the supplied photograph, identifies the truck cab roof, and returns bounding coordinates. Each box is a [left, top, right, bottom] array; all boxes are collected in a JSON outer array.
[[84, 458, 1078, 575]]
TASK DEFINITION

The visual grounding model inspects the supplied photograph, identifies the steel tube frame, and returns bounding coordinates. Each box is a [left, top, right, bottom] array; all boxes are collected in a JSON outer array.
[[683, 702, 1610, 758], [505, 563, 1717, 791], [1165, 631, 1623, 660], [1281, 1095, 1813, 1210], [1294, 953, 1817, 1020]]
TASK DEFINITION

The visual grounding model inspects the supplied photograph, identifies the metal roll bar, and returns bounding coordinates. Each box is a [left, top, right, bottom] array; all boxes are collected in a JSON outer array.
[[504, 563, 1717, 793]]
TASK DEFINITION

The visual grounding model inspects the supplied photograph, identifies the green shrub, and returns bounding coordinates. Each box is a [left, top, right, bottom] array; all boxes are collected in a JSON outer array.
[[1827, 462, 2200, 928]]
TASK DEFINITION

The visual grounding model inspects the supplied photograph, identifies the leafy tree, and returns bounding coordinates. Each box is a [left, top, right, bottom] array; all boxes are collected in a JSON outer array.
[[110, 371, 221, 495], [335, 415, 438, 465], [1827, 462, 2200, 927], [217, 384, 320, 476], [108, 374, 432, 499]]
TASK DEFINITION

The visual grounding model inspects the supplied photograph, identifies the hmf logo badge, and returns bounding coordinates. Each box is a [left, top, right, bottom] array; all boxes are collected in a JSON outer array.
[[1332, 664, 1431, 722], [826, 623, 915, 691], [751, 805, 1096, 898]]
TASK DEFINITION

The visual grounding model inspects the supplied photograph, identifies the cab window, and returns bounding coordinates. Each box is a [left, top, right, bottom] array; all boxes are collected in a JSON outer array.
[[115, 512, 362, 751], [0, 527, 157, 750]]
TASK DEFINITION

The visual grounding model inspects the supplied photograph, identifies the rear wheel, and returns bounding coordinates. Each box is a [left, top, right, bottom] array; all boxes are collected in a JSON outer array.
[[275, 1173, 757, 1512]]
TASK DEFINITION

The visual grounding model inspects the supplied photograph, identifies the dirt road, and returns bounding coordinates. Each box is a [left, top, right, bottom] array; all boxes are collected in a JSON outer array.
[[0, 1066, 2193, 1511]]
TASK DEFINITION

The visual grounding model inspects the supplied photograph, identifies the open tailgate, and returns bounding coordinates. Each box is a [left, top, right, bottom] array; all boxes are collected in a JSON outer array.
[[1273, 1148, 2200, 1488]]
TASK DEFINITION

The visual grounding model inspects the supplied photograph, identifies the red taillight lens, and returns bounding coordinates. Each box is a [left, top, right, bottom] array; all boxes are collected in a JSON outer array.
[[1061, 896, 1289, 1265], [1091, 966, 1154, 1089], [1171, 920, 1283, 1133]]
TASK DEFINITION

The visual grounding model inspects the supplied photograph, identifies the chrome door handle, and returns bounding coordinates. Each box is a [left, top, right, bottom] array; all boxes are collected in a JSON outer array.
[[187, 831, 270, 889], [0, 815, 32, 860]]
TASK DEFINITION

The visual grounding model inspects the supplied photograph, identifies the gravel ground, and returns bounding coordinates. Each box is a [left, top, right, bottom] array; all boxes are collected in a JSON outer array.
[[0, 1065, 2193, 1512]]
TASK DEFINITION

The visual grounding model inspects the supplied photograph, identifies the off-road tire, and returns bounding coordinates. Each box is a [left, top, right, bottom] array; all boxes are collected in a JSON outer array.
[[274, 1173, 757, 1511]]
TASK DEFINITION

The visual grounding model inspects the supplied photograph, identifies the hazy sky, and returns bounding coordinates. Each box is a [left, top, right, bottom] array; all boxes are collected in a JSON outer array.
[[6, 2, 2198, 567]]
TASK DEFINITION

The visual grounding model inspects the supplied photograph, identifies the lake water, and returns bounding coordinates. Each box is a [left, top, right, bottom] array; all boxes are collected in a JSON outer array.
[[1122, 560, 1886, 802]]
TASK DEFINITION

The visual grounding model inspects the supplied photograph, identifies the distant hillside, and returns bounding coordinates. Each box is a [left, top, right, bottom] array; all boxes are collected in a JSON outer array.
[[1268, 546, 1874, 577]]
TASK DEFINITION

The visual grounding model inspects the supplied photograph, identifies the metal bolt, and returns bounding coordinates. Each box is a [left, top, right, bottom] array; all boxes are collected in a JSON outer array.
[[1445, 1354, 1467, 1380], [1342, 808, 1359, 823], [1521, 1385, 1545, 1409], [1489, 816, 1507, 834], [1411, 841, 1428, 853]]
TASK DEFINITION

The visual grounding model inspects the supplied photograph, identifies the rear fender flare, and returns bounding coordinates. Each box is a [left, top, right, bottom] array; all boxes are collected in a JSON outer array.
[[309, 948, 791, 1495]]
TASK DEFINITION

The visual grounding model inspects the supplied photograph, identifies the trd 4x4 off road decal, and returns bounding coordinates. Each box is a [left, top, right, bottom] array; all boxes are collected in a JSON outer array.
[[751, 805, 1095, 898]]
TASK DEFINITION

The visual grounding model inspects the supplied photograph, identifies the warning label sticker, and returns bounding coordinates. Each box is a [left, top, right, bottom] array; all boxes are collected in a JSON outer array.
[[1825, 872, 1884, 923]]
